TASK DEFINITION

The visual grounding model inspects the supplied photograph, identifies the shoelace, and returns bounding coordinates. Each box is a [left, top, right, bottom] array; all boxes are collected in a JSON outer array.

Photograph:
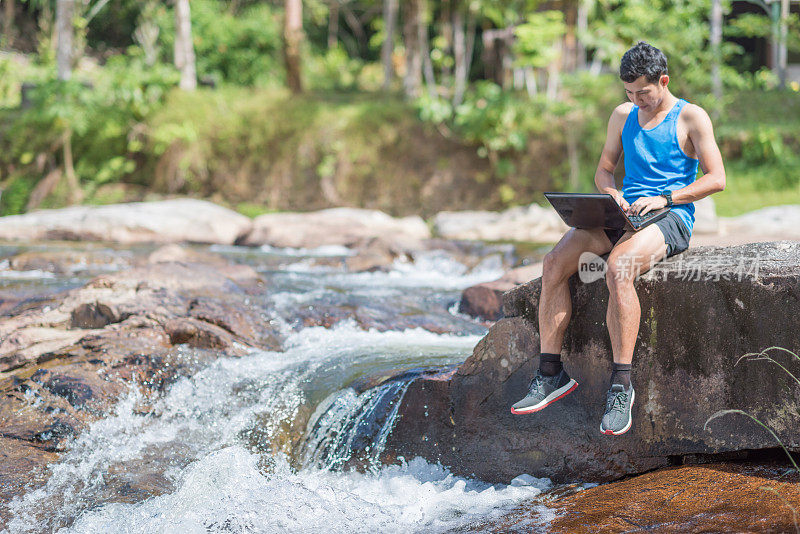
[[606, 391, 628, 414], [528, 373, 544, 393]]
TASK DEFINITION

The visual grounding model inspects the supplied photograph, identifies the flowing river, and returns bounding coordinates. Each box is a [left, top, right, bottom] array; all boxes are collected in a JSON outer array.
[[1, 242, 561, 533]]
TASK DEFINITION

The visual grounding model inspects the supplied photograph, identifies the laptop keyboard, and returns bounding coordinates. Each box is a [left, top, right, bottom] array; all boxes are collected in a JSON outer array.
[[627, 213, 657, 224]]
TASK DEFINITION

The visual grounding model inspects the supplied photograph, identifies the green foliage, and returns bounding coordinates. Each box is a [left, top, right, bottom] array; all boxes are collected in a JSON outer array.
[[156, 0, 282, 87], [513, 11, 566, 69], [305, 46, 366, 91], [452, 81, 539, 154], [580, 0, 745, 107], [727, 12, 800, 54], [0, 55, 178, 214]]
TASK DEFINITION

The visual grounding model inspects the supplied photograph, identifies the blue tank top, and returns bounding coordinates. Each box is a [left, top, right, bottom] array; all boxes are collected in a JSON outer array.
[[621, 98, 699, 234]]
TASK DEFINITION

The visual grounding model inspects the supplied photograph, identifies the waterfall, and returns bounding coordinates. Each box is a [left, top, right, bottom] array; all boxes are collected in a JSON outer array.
[[302, 378, 413, 471]]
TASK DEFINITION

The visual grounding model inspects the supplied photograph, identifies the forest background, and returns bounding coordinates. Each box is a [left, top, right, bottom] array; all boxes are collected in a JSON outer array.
[[0, 0, 798, 219]]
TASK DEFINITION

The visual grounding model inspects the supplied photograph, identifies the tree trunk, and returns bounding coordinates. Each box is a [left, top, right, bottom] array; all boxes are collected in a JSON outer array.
[[439, 0, 452, 80], [63, 129, 83, 204], [135, 0, 160, 67], [482, 28, 514, 88], [546, 40, 562, 101], [710, 0, 722, 104], [328, 0, 339, 49], [174, 0, 197, 90], [402, 0, 422, 98], [452, 4, 469, 106], [284, 0, 303, 93], [56, 0, 74, 81], [576, 0, 588, 70], [419, 0, 436, 99], [381, 0, 398, 90], [26, 167, 62, 211], [778, 0, 789, 88], [2, 0, 15, 49], [524, 66, 537, 97]]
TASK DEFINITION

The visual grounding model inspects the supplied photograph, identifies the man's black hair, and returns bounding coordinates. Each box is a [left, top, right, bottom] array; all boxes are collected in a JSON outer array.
[[619, 41, 668, 83]]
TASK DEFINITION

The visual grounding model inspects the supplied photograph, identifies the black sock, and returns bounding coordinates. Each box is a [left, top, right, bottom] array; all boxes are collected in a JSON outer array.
[[610, 363, 632, 389], [539, 353, 563, 377]]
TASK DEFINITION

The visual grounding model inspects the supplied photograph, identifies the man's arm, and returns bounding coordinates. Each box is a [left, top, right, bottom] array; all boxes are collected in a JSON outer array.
[[670, 105, 726, 204], [594, 104, 631, 211]]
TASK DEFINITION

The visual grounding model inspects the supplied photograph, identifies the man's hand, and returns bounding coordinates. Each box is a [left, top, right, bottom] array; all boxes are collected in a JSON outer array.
[[628, 195, 668, 216], [609, 190, 630, 212]]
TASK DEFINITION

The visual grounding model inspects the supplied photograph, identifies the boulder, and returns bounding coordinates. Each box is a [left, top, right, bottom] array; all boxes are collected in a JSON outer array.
[[720, 204, 800, 240], [238, 208, 430, 249], [384, 241, 800, 483], [433, 204, 568, 243], [0, 199, 252, 245], [458, 263, 543, 321]]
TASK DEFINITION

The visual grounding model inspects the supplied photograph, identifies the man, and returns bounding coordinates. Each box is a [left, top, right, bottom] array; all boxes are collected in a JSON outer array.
[[510, 41, 726, 435]]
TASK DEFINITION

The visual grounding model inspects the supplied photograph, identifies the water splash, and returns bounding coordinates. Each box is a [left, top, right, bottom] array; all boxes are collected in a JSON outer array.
[[302, 379, 412, 471], [61, 447, 552, 534]]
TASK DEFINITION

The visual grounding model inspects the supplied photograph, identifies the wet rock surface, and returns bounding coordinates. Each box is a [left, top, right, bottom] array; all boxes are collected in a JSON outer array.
[[385, 241, 800, 483], [544, 462, 800, 533], [470, 462, 800, 533], [0, 246, 280, 514]]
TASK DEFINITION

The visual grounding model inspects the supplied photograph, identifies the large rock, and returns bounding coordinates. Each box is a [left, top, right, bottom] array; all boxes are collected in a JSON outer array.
[[478, 462, 800, 532], [433, 204, 568, 243], [0, 199, 252, 245], [384, 241, 800, 483], [238, 208, 430, 249], [458, 263, 543, 321], [720, 204, 800, 240]]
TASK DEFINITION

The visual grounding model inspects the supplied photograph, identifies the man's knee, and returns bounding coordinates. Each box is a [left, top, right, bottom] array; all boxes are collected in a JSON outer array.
[[542, 250, 570, 284], [605, 255, 636, 292]]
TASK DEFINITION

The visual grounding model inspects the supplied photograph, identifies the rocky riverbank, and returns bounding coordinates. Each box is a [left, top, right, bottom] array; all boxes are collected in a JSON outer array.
[[0, 246, 280, 514]]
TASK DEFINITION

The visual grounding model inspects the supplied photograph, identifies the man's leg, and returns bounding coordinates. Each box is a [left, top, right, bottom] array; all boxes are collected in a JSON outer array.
[[539, 228, 615, 354], [511, 228, 614, 415], [600, 224, 668, 435], [605, 225, 668, 366]]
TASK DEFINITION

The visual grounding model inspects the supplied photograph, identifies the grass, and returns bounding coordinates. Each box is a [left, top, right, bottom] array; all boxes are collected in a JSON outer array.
[[713, 165, 800, 217]]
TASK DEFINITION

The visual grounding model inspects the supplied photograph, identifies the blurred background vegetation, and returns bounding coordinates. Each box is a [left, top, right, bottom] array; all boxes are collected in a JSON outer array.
[[0, 0, 798, 217]]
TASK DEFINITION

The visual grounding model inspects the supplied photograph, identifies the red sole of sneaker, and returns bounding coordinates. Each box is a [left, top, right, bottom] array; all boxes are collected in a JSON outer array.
[[510, 381, 579, 415], [600, 390, 635, 435]]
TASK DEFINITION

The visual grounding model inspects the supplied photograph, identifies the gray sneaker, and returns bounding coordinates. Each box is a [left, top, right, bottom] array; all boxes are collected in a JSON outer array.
[[511, 369, 578, 414], [600, 384, 635, 435]]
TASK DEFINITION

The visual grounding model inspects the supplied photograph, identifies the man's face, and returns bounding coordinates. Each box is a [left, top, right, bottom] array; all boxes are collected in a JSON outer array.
[[623, 74, 668, 112]]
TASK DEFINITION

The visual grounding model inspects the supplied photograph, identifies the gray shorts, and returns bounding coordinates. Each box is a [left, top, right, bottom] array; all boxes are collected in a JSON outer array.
[[604, 211, 691, 257]]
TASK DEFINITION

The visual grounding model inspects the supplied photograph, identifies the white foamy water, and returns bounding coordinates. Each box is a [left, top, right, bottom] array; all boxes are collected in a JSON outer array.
[[4, 324, 552, 534], [320, 251, 506, 291], [63, 448, 551, 534], [259, 244, 355, 257], [0, 260, 56, 279]]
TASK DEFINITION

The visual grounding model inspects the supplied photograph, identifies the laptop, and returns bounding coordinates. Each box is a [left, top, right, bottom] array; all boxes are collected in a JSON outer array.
[[544, 192, 670, 232]]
